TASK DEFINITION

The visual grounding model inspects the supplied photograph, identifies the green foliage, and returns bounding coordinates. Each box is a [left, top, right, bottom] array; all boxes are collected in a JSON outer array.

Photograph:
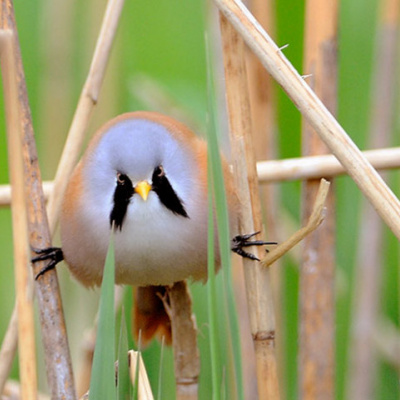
[[89, 234, 116, 400]]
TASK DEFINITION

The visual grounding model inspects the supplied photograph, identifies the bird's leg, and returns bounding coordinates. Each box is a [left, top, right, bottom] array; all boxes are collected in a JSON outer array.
[[231, 231, 277, 261], [31, 247, 64, 280]]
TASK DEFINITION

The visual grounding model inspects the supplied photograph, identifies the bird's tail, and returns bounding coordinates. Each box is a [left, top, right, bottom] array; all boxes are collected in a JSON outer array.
[[132, 285, 172, 347]]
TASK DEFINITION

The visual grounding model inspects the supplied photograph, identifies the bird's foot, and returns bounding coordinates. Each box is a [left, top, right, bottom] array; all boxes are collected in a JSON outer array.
[[31, 247, 64, 280], [231, 231, 277, 261]]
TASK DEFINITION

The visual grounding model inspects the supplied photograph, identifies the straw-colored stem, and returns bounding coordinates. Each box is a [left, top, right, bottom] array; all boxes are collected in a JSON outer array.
[[128, 351, 154, 400], [244, 0, 281, 396], [1, 31, 37, 400], [165, 281, 200, 400], [257, 146, 400, 183], [347, 1, 400, 398], [46, 0, 125, 235], [261, 180, 330, 268], [0, 1, 76, 398], [299, 1, 337, 398], [219, 13, 280, 399], [214, 0, 400, 240]]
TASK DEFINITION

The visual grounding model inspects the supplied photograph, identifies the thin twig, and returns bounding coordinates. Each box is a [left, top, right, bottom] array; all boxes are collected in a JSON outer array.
[[214, 0, 400, 240], [261, 179, 330, 267], [46, 0, 125, 235], [0, 1, 76, 398], [219, 13, 280, 399], [1, 30, 37, 400]]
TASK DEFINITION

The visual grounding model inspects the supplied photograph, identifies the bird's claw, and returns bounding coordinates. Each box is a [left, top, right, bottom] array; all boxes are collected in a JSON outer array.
[[231, 231, 277, 261], [31, 247, 64, 280]]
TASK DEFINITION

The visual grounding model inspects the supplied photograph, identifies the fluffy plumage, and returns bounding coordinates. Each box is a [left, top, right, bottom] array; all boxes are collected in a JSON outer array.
[[60, 111, 237, 289]]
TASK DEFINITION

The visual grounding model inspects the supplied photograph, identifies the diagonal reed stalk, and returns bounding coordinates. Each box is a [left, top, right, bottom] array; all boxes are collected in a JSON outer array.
[[219, 13, 280, 399], [214, 0, 400, 241], [0, 1, 76, 398], [46, 0, 125, 236], [1, 30, 37, 400], [299, 0, 338, 398]]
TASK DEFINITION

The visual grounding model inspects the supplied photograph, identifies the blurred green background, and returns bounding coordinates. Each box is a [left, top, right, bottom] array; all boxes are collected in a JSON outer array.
[[0, 0, 399, 398]]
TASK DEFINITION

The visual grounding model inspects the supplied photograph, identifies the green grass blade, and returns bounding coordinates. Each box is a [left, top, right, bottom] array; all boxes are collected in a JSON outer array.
[[207, 158, 221, 400], [89, 232, 116, 400], [117, 309, 131, 400]]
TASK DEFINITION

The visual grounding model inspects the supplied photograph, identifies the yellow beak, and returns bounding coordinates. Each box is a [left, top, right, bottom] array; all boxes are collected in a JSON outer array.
[[135, 181, 151, 201]]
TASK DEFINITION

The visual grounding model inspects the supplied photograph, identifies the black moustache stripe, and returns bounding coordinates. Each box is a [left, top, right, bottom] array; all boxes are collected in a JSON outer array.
[[110, 173, 134, 230], [110, 169, 189, 230], [152, 170, 189, 219]]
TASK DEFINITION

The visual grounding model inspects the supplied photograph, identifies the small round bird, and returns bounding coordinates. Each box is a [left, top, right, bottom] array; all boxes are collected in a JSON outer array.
[[35, 111, 273, 344], [60, 111, 239, 287]]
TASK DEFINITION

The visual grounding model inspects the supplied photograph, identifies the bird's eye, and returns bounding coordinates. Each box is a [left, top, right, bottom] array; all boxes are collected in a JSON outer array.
[[117, 173, 126, 185], [154, 165, 165, 177]]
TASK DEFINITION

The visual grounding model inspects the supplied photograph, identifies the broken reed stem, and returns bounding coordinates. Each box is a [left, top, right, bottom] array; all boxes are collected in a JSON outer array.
[[1, 31, 37, 400], [46, 0, 125, 235], [0, 1, 76, 398], [261, 179, 330, 268], [166, 281, 200, 400], [128, 350, 154, 400], [346, 1, 400, 398], [219, 13, 280, 399], [299, 0, 337, 398], [214, 0, 400, 240]]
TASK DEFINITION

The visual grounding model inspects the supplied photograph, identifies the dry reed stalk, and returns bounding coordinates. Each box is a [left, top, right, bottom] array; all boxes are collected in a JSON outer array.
[[46, 0, 125, 235], [214, 0, 400, 241], [257, 147, 400, 183], [299, 1, 337, 399], [261, 179, 330, 268], [165, 281, 200, 400], [1, 31, 37, 400], [346, 1, 400, 398], [128, 350, 154, 400], [219, 13, 280, 399], [0, 1, 76, 398], [244, 0, 280, 397]]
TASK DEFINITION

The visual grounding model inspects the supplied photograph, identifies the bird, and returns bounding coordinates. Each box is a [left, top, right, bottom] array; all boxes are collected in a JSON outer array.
[[34, 111, 273, 345]]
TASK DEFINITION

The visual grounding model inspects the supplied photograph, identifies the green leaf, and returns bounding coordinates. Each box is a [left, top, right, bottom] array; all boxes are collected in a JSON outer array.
[[117, 309, 131, 400], [89, 232, 116, 400]]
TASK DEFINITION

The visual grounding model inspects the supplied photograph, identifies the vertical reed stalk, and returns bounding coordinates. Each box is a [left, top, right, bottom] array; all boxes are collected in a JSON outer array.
[[245, 0, 282, 397], [299, 1, 338, 399], [219, 13, 280, 399], [0, 1, 76, 398], [167, 281, 200, 400], [347, 0, 400, 398], [1, 31, 37, 400]]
